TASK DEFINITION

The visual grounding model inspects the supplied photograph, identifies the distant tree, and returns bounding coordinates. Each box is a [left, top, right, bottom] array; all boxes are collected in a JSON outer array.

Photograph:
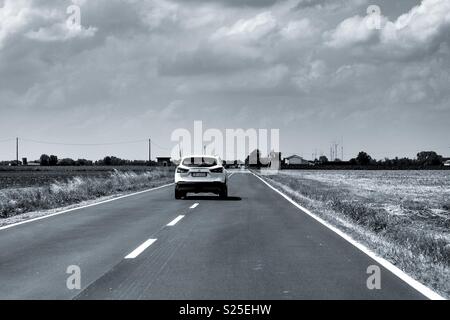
[[417, 151, 442, 166], [356, 151, 372, 165], [110, 156, 125, 165], [76, 159, 93, 166], [103, 156, 112, 166], [349, 158, 357, 165], [383, 158, 393, 167], [59, 158, 76, 166], [131, 160, 147, 166], [49, 155, 58, 166], [40, 154, 50, 166], [319, 156, 328, 164]]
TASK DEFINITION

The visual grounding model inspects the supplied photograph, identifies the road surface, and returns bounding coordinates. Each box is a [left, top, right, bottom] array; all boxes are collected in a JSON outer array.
[[0, 171, 428, 299]]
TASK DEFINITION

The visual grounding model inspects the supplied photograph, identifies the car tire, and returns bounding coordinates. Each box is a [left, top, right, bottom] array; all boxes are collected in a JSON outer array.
[[175, 188, 182, 200], [219, 185, 228, 199]]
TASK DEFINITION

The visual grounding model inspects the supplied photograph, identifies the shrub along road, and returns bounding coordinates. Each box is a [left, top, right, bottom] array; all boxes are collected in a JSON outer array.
[[0, 171, 439, 299]]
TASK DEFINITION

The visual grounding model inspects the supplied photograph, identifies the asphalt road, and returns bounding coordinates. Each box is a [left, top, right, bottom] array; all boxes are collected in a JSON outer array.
[[0, 171, 428, 299]]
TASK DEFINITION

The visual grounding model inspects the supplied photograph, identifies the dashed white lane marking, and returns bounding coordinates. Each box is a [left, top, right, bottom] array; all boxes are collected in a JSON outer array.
[[125, 239, 157, 259], [167, 215, 185, 227], [251, 172, 445, 301], [190, 203, 199, 209]]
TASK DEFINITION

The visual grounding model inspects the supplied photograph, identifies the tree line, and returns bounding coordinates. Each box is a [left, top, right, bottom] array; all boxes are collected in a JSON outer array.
[[37, 155, 153, 166], [304, 151, 448, 169], [245, 150, 448, 169]]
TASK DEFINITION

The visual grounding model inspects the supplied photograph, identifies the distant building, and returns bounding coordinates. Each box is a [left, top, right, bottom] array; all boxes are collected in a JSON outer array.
[[444, 160, 450, 167], [284, 155, 309, 165], [156, 157, 172, 167]]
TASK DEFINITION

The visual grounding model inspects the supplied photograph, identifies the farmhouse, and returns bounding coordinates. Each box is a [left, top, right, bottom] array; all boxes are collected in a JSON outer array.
[[284, 155, 309, 165], [156, 157, 172, 167], [444, 160, 450, 167]]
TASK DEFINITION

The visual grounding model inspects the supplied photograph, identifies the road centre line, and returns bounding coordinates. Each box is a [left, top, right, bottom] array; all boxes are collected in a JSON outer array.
[[125, 239, 157, 259], [190, 203, 199, 209], [167, 215, 185, 227]]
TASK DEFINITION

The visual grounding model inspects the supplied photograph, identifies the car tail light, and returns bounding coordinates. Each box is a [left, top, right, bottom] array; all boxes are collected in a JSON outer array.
[[210, 167, 223, 173], [177, 167, 189, 173]]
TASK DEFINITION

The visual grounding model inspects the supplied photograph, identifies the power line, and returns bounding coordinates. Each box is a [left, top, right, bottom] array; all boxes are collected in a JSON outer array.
[[18, 137, 171, 150], [149, 139, 170, 150], [20, 137, 148, 146]]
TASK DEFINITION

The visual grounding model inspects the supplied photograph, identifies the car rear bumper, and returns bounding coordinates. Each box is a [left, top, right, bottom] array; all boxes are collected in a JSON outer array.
[[176, 181, 226, 193]]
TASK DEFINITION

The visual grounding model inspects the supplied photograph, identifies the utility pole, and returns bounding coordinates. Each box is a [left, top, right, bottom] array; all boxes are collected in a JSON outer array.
[[148, 138, 151, 165], [16, 137, 19, 165], [335, 143, 338, 161]]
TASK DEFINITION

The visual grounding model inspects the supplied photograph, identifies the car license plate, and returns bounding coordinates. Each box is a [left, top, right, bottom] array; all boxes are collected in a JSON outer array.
[[192, 172, 207, 177]]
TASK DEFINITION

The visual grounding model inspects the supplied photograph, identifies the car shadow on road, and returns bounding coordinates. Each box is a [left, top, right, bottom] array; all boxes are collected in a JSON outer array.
[[184, 195, 242, 201]]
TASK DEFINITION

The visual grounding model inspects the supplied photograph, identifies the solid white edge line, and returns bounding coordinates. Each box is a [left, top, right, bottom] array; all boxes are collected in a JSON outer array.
[[251, 172, 445, 301], [167, 215, 185, 227], [0, 183, 174, 231], [124, 238, 157, 259], [190, 203, 199, 209]]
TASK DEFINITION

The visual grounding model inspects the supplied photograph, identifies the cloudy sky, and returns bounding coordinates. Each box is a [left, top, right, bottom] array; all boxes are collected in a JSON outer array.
[[1, 0, 449, 161]]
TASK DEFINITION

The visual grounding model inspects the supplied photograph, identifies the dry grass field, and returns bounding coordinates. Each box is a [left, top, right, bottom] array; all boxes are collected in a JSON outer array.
[[0, 166, 169, 189], [261, 170, 450, 298], [0, 166, 174, 219]]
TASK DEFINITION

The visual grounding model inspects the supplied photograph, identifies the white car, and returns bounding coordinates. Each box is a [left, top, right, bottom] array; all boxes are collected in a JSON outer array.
[[175, 155, 228, 199]]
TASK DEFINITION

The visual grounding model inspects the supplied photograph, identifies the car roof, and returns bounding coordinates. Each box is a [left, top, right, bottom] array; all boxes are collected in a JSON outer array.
[[181, 155, 219, 160]]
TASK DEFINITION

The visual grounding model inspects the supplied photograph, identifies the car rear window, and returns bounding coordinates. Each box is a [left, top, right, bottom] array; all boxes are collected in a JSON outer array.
[[182, 157, 217, 167]]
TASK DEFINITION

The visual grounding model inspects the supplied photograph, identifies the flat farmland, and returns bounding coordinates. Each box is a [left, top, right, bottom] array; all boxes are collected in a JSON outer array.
[[0, 166, 174, 220], [262, 170, 450, 298], [0, 166, 170, 189]]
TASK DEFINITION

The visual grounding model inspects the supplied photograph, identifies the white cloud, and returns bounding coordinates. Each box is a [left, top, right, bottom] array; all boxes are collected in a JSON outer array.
[[280, 18, 318, 40], [326, 0, 450, 58], [0, 0, 33, 48], [0, 0, 97, 47], [325, 15, 380, 48], [212, 11, 278, 43], [26, 22, 97, 42], [381, 0, 450, 51]]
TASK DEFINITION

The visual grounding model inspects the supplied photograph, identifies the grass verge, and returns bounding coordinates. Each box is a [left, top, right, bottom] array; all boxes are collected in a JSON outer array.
[[258, 171, 449, 299], [0, 169, 173, 219]]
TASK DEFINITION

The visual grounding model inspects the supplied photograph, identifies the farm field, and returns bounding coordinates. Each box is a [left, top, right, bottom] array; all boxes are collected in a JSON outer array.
[[0, 166, 174, 220], [262, 170, 450, 298], [0, 165, 170, 189]]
